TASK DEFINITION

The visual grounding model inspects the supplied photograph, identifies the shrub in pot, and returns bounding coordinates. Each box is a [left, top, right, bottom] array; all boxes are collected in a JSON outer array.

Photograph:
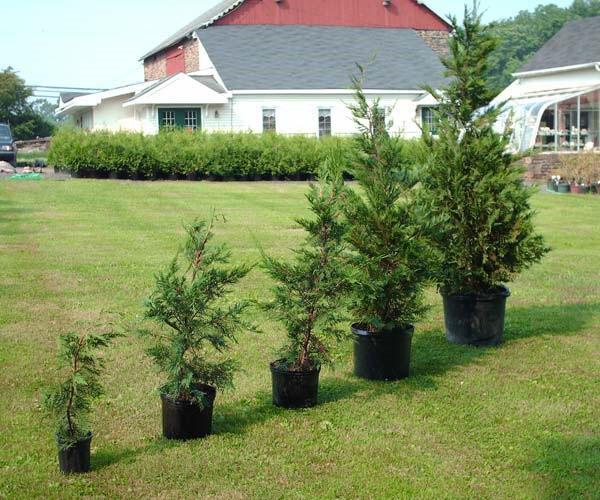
[[42, 331, 119, 474], [261, 162, 348, 408], [420, 7, 549, 347], [560, 151, 600, 195], [142, 217, 252, 439], [343, 72, 433, 381]]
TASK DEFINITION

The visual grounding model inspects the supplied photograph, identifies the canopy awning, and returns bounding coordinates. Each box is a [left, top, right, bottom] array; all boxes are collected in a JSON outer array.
[[55, 81, 155, 117], [500, 84, 600, 152], [123, 73, 229, 107]]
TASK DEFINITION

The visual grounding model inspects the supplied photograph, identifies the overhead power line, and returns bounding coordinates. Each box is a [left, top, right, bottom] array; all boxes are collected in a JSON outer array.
[[27, 85, 106, 92]]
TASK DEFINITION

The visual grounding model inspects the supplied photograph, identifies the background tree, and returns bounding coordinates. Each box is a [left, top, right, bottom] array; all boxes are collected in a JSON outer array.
[[487, 0, 600, 94], [261, 161, 348, 371], [421, 5, 550, 295], [0, 67, 55, 140], [142, 216, 252, 406]]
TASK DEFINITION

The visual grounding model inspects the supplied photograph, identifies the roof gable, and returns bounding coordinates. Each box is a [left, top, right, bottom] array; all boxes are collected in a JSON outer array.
[[141, 0, 449, 61], [519, 16, 600, 74], [124, 73, 228, 106], [195, 25, 447, 91]]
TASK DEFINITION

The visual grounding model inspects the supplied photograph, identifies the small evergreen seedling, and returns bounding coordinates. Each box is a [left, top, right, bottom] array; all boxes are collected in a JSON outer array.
[[42, 331, 119, 451], [344, 70, 433, 332], [261, 164, 348, 371], [143, 216, 252, 406], [420, 5, 549, 295]]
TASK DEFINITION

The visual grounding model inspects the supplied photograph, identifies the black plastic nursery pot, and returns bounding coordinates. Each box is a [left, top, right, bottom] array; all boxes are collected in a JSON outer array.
[[161, 384, 217, 440], [270, 360, 321, 409], [352, 324, 414, 381], [57, 432, 92, 474], [442, 286, 511, 347]]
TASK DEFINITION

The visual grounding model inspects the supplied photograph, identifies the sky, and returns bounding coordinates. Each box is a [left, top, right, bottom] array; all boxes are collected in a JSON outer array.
[[2, 0, 574, 92]]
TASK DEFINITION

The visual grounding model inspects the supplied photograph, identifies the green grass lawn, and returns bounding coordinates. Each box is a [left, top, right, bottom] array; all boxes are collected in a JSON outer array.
[[0, 180, 598, 499]]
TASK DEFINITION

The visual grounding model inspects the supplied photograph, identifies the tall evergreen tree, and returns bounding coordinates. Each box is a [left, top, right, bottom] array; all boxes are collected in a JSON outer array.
[[343, 69, 433, 332], [420, 5, 549, 295]]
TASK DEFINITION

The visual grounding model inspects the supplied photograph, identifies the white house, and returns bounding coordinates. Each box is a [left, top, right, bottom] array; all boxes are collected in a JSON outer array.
[[56, 0, 451, 139], [494, 16, 600, 154]]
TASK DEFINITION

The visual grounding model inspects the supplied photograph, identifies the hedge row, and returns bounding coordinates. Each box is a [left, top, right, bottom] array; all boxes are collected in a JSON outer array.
[[48, 128, 426, 180], [48, 129, 346, 180]]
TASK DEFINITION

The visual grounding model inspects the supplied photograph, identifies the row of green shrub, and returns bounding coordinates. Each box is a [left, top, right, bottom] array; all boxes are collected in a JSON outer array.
[[48, 129, 344, 179], [48, 128, 425, 180]]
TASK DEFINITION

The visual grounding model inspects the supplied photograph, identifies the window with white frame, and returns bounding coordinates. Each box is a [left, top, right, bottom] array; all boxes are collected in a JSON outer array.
[[318, 108, 332, 137], [184, 110, 198, 130], [420, 106, 438, 135], [263, 108, 276, 132], [162, 110, 176, 128]]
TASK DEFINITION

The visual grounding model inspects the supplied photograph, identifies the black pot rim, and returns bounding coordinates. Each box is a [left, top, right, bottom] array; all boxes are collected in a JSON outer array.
[[270, 359, 321, 375], [351, 323, 415, 337], [441, 285, 511, 301], [161, 383, 216, 406], [56, 431, 92, 447]]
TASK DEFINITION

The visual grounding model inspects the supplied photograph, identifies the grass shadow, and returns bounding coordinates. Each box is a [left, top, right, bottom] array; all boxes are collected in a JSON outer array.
[[214, 377, 393, 435], [92, 439, 180, 471], [213, 389, 279, 436], [528, 435, 599, 498], [409, 302, 596, 385]]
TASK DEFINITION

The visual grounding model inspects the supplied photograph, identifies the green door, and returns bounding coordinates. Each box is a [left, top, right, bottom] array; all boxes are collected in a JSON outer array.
[[158, 108, 201, 131]]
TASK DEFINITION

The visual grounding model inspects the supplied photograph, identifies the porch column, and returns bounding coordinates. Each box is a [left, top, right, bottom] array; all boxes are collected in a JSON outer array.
[[577, 95, 581, 152]]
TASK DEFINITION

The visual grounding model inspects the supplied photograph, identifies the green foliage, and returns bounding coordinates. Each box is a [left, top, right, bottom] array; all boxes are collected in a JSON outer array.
[[48, 128, 353, 179], [142, 216, 252, 406], [261, 160, 348, 371], [0, 67, 55, 140], [487, 0, 600, 94], [420, 6, 550, 295], [343, 70, 432, 332], [42, 331, 119, 450]]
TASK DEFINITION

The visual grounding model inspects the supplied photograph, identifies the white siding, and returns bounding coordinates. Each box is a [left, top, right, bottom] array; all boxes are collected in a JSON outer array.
[[92, 96, 139, 132], [96, 92, 428, 140], [192, 93, 423, 138]]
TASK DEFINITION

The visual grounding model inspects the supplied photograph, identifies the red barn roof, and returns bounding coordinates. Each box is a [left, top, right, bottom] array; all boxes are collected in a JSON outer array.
[[141, 0, 450, 60]]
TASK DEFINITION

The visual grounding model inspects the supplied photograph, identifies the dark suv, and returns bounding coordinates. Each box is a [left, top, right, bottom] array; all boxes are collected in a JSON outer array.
[[0, 124, 17, 166]]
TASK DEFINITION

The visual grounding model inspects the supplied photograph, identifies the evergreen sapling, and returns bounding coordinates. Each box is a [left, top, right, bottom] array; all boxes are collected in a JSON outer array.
[[42, 330, 120, 451], [142, 216, 252, 407], [261, 164, 348, 372]]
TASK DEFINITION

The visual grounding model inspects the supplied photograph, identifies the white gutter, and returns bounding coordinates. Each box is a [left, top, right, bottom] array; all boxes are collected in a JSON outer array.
[[231, 89, 426, 96], [514, 61, 600, 78]]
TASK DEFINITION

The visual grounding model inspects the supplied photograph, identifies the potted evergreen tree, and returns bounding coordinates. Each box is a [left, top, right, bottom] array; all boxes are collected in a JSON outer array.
[[343, 71, 433, 381], [420, 6, 549, 346], [42, 331, 120, 474], [262, 163, 348, 408], [142, 217, 252, 439]]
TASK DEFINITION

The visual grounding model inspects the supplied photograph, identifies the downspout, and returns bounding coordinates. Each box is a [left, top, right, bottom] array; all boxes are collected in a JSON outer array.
[[230, 95, 234, 132]]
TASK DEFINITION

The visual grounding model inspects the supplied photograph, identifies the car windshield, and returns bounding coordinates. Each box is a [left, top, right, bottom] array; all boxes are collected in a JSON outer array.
[[0, 125, 12, 142]]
